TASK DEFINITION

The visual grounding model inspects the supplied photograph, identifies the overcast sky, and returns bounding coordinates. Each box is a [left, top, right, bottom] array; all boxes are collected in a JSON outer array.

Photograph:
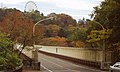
[[0, 0, 104, 21]]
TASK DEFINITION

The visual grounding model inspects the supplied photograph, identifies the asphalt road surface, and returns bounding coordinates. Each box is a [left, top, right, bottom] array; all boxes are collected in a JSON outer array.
[[38, 52, 106, 72]]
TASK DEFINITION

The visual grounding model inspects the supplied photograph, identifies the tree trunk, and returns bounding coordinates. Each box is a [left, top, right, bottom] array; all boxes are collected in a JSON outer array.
[[19, 37, 27, 56]]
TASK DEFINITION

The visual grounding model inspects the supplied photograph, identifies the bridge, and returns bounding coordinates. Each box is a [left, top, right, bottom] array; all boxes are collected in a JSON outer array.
[[18, 45, 112, 72], [38, 45, 112, 69], [21, 46, 107, 72]]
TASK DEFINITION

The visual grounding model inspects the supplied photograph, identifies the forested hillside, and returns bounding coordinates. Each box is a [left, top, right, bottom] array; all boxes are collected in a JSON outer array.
[[0, 8, 88, 48]]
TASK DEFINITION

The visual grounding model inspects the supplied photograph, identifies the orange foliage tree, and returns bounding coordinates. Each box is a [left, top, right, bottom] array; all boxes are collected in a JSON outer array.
[[0, 8, 44, 54], [40, 37, 68, 46], [46, 25, 60, 37]]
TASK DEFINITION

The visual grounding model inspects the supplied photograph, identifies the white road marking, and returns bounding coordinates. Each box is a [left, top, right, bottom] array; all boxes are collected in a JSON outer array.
[[39, 53, 103, 72], [40, 57, 79, 72], [41, 64, 53, 72]]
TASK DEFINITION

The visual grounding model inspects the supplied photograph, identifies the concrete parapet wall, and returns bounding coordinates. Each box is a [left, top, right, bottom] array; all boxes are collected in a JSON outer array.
[[38, 50, 101, 68], [58, 48, 103, 62], [38, 45, 111, 62]]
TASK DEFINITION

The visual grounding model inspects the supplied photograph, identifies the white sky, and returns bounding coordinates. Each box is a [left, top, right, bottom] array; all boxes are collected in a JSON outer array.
[[0, 0, 104, 20]]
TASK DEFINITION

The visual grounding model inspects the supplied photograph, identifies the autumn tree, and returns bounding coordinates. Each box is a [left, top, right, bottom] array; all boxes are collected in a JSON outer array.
[[34, 25, 46, 44], [46, 13, 76, 26], [56, 13, 76, 26], [0, 8, 43, 55], [40, 37, 68, 46]]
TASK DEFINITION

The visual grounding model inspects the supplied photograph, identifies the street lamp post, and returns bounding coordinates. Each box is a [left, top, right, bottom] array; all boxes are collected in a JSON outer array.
[[32, 17, 54, 61], [91, 20, 107, 69]]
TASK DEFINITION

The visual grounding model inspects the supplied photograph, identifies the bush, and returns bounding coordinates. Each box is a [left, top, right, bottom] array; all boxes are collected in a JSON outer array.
[[0, 32, 22, 71], [40, 37, 68, 46], [71, 41, 85, 48]]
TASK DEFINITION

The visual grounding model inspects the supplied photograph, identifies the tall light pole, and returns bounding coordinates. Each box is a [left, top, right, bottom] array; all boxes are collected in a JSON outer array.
[[32, 17, 55, 61], [90, 20, 107, 69]]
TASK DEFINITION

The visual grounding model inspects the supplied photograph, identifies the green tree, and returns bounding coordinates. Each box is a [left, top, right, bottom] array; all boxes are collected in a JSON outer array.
[[92, 0, 120, 45], [58, 28, 68, 37], [68, 28, 87, 42], [87, 21, 112, 44], [25, 10, 45, 23], [91, 0, 120, 62], [0, 32, 22, 71]]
